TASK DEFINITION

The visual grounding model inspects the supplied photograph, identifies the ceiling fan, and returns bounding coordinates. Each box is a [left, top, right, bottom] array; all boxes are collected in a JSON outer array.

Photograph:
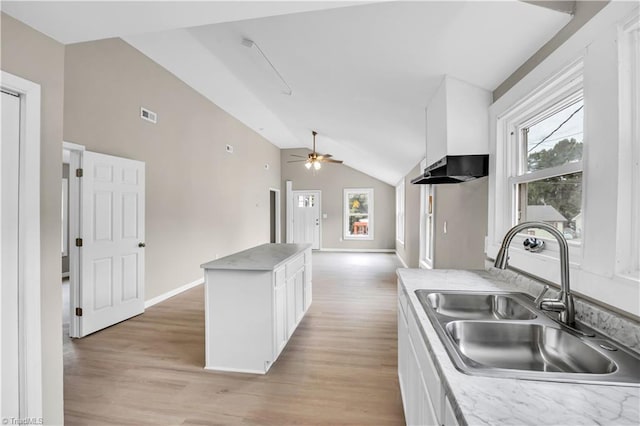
[[289, 131, 344, 170]]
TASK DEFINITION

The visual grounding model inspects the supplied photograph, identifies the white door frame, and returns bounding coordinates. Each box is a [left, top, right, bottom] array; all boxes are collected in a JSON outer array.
[[63, 141, 85, 338], [1, 70, 43, 418], [269, 188, 281, 244], [290, 189, 322, 250]]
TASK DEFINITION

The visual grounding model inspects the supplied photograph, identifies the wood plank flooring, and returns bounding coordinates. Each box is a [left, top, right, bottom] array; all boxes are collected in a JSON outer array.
[[64, 252, 405, 425]]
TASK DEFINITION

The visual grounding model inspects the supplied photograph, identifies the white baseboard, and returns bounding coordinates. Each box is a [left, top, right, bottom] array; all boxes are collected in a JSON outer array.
[[319, 248, 396, 253], [396, 252, 409, 268], [204, 365, 266, 375], [144, 277, 204, 309]]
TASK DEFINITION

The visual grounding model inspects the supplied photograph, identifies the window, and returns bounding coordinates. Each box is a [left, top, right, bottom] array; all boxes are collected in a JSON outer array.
[[297, 194, 315, 208], [419, 180, 434, 269], [512, 94, 584, 243], [344, 188, 374, 240], [396, 180, 405, 245]]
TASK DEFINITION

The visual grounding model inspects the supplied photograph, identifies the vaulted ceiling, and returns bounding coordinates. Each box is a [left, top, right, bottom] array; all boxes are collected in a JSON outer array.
[[3, 1, 571, 184]]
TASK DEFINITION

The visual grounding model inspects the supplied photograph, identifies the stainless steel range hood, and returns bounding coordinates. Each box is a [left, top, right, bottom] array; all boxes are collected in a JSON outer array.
[[411, 155, 488, 185]]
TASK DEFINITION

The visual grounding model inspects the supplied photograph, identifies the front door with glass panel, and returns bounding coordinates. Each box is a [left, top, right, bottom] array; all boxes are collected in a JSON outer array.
[[292, 191, 320, 249]]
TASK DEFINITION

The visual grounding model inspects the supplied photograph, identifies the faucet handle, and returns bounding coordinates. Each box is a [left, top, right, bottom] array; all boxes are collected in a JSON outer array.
[[534, 285, 550, 306]]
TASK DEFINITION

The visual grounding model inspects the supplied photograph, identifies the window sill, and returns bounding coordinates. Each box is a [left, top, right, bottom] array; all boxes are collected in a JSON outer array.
[[344, 236, 374, 241]]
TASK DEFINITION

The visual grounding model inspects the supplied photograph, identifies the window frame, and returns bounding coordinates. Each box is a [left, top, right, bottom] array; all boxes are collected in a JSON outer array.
[[616, 12, 640, 278], [510, 90, 585, 243], [396, 180, 405, 245], [488, 59, 586, 287], [343, 188, 374, 241]]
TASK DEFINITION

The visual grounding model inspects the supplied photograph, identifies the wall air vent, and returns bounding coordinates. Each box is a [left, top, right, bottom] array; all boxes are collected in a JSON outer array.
[[140, 107, 157, 124]]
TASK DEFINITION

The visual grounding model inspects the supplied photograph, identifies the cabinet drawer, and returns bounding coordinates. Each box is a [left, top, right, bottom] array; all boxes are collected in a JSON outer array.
[[407, 307, 442, 424], [286, 254, 305, 279]]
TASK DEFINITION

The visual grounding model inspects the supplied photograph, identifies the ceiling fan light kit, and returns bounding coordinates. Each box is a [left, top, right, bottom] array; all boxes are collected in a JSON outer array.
[[288, 130, 343, 171]]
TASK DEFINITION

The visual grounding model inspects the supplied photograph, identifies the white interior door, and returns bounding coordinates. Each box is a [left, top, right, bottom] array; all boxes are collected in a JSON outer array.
[[1, 90, 21, 418], [78, 151, 145, 337], [292, 191, 320, 249]]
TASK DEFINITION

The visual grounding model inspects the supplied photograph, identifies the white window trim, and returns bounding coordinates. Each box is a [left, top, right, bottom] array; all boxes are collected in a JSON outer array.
[[615, 9, 640, 279], [490, 58, 585, 264], [343, 188, 374, 241], [396, 179, 405, 245], [418, 158, 434, 269]]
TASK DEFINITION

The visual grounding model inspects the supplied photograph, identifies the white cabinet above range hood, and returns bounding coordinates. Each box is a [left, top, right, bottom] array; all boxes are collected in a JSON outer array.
[[412, 76, 491, 184]]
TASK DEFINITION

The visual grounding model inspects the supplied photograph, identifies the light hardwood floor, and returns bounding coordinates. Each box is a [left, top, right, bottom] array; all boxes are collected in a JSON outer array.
[[64, 252, 405, 425]]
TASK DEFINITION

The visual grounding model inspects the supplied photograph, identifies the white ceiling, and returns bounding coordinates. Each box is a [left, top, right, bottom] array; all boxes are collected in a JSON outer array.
[[2, 1, 571, 185]]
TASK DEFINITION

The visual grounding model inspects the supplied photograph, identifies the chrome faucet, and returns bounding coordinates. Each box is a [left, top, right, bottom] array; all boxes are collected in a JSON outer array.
[[494, 221, 575, 326]]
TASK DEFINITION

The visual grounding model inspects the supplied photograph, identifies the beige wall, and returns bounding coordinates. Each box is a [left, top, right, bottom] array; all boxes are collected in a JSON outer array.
[[433, 178, 488, 269], [64, 38, 281, 300], [493, 0, 608, 100], [1, 13, 65, 424], [396, 162, 421, 268], [281, 148, 395, 250]]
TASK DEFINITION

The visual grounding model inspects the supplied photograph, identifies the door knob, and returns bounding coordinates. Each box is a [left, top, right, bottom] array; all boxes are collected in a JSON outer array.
[[138, 242, 146, 248]]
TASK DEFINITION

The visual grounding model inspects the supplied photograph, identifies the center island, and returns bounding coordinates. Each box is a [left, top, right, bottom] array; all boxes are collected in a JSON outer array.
[[201, 243, 312, 374]]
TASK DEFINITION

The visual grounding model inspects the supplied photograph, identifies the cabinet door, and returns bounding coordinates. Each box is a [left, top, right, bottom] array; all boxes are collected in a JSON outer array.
[[397, 304, 410, 415], [286, 276, 296, 338], [274, 279, 287, 357], [304, 250, 312, 310], [295, 268, 305, 323]]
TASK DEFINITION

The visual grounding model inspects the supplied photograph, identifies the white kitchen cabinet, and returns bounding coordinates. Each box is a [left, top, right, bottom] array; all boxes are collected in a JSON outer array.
[[202, 244, 312, 374], [304, 250, 312, 311], [274, 266, 287, 357], [398, 281, 457, 426], [425, 76, 491, 166]]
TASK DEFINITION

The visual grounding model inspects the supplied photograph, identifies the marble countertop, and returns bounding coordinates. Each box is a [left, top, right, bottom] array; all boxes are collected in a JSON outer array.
[[397, 268, 640, 426], [201, 243, 311, 271]]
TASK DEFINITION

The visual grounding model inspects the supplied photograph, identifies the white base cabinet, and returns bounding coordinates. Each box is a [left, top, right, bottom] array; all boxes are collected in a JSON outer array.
[[202, 244, 312, 374], [398, 281, 459, 426]]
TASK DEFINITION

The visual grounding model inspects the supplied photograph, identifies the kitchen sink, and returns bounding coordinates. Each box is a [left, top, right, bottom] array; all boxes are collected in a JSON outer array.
[[424, 292, 536, 320], [415, 290, 640, 386], [445, 321, 616, 374]]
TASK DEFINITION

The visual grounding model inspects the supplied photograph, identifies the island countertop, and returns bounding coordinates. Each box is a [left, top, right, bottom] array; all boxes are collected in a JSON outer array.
[[200, 243, 311, 271]]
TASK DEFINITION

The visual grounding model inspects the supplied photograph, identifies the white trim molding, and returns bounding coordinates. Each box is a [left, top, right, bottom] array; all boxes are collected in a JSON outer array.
[[144, 278, 204, 309], [396, 252, 408, 268], [1, 70, 43, 419], [319, 248, 395, 253]]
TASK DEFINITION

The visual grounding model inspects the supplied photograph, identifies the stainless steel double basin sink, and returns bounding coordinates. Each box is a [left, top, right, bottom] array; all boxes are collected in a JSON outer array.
[[416, 290, 640, 386]]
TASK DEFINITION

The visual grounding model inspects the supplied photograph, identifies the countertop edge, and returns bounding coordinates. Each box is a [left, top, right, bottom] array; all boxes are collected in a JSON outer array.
[[200, 243, 312, 271]]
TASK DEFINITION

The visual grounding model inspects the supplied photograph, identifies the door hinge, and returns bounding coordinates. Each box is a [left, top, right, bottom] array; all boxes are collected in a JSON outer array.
[[75, 238, 83, 247], [76, 168, 83, 177], [75, 307, 83, 316]]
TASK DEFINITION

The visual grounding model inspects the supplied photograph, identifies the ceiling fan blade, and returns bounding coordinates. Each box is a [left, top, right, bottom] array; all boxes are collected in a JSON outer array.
[[290, 154, 308, 158], [323, 158, 343, 164], [321, 153, 333, 158], [288, 160, 308, 163]]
